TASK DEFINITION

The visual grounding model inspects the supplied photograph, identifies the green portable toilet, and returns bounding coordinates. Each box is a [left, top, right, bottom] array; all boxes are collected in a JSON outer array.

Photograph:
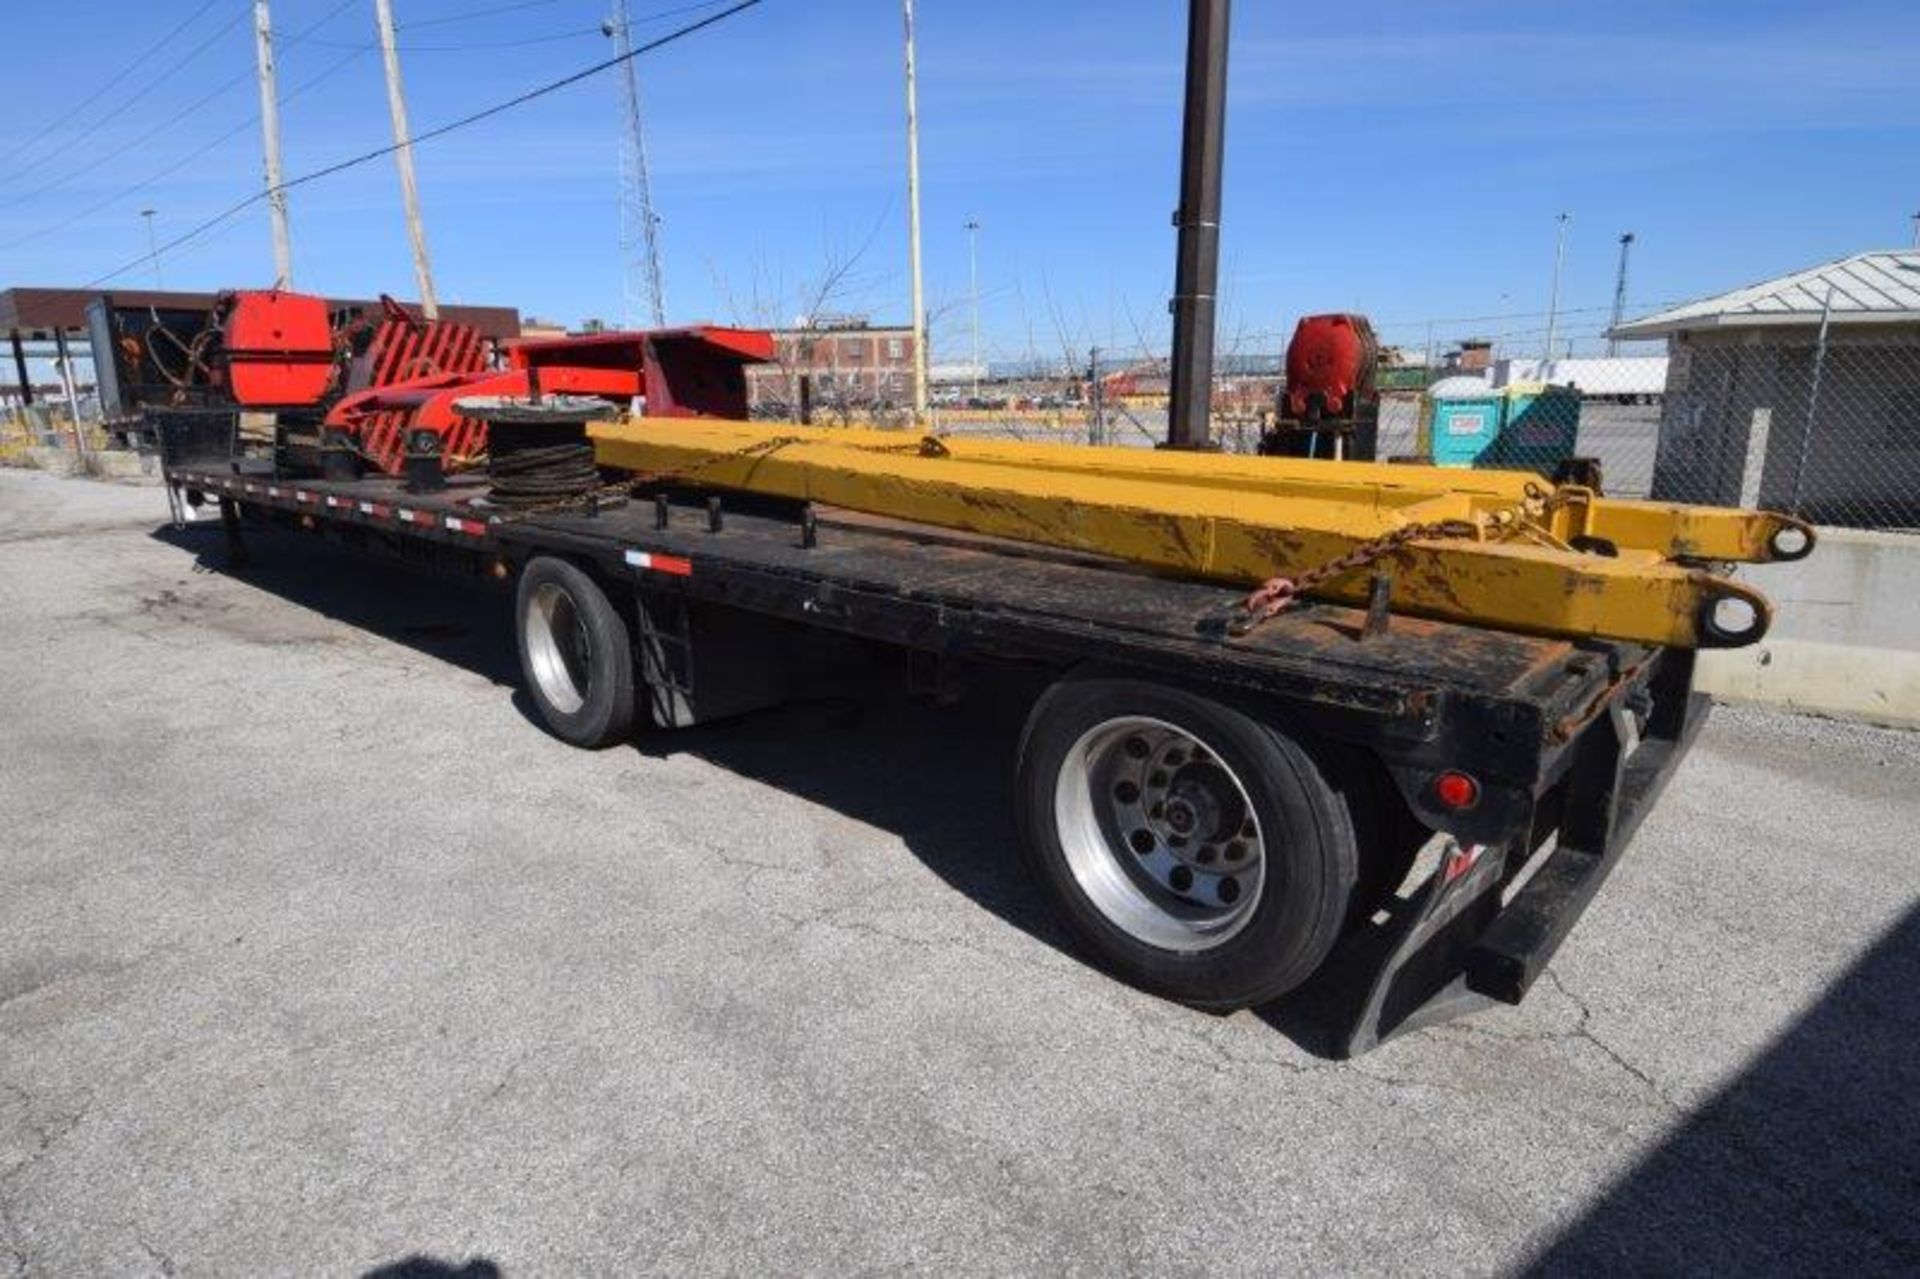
[[1421, 377, 1503, 466]]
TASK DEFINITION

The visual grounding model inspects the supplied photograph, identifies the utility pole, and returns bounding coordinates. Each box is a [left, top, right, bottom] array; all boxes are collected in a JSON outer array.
[[607, 0, 666, 328], [964, 218, 982, 400], [140, 209, 163, 289], [1911, 211, 1919, 248], [374, 0, 439, 318], [1166, 0, 1230, 449], [1543, 211, 1570, 364], [901, 0, 928, 424], [252, 1, 293, 288], [1607, 232, 1635, 357]]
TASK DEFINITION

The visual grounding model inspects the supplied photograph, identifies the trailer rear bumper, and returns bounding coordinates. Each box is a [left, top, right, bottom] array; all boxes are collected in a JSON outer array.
[[1321, 651, 1707, 1056]]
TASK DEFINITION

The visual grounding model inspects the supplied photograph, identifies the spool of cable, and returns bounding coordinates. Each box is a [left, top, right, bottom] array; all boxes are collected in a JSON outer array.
[[455, 395, 616, 510]]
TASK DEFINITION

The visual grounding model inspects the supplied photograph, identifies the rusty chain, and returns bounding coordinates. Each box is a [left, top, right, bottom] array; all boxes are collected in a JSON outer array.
[[1227, 482, 1563, 638]]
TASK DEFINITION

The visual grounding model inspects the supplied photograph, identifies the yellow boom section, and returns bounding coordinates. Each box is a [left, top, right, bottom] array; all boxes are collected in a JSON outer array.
[[716, 423, 1813, 565], [589, 418, 1795, 649]]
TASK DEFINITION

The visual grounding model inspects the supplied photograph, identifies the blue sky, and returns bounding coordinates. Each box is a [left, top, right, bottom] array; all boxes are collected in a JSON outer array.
[[1, 0, 1915, 362]]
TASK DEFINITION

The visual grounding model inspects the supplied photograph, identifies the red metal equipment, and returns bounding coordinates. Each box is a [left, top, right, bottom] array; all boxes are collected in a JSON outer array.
[[1282, 313, 1378, 421], [324, 325, 775, 475], [217, 290, 337, 406]]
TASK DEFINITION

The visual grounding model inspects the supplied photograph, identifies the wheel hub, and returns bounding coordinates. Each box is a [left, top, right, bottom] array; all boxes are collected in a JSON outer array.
[[1052, 717, 1269, 952]]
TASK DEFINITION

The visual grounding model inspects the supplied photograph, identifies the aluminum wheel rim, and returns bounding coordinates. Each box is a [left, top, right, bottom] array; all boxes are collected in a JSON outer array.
[[1054, 715, 1266, 952], [526, 581, 591, 715]]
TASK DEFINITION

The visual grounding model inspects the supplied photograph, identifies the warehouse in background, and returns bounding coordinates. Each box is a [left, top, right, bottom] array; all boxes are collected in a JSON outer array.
[[1610, 250, 1920, 530]]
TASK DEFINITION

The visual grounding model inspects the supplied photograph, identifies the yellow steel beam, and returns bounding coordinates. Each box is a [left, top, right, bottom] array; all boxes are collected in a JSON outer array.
[[589, 417, 1773, 649], [724, 423, 1814, 564]]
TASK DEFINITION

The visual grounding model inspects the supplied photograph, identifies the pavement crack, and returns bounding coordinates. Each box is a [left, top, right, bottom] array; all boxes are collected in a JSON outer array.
[[1543, 968, 1680, 1111], [137, 1236, 178, 1278]]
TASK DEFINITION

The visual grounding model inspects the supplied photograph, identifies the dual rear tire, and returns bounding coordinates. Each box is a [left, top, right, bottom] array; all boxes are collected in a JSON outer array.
[[1016, 675, 1366, 1009]]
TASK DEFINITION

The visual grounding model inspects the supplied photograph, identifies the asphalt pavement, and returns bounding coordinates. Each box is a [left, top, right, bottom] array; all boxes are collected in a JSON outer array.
[[1, 467, 1914, 1275]]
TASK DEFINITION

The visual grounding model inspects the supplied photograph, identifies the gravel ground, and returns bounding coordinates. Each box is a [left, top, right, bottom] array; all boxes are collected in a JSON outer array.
[[1, 467, 1915, 1276]]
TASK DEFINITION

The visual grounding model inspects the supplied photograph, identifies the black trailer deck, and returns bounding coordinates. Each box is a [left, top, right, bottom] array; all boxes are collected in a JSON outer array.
[[165, 458, 1707, 1055]]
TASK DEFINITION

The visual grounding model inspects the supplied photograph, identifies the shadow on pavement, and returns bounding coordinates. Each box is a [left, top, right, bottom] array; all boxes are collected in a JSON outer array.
[[1527, 901, 1920, 1272], [149, 520, 1082, 965], [364, 1258, 502, 1279], [145, 520, 1402, 1057], [152, 523, 521, 685]]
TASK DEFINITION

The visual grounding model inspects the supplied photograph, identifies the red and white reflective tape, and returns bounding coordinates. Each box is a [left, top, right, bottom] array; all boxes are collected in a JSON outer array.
[[624, 549, 693, 578], [444, 516, 488, 537], [266, 486, 284, 498], [325, 495, 350, 509], [358, 501, 393, 519], [1443, 842, 1488, 885], [294, 490, 317, 505]]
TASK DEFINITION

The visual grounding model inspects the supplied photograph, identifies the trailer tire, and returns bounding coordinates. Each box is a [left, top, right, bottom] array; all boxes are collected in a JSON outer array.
[[515, 556, 636, 749], [1016, 674, 1359, 1009]]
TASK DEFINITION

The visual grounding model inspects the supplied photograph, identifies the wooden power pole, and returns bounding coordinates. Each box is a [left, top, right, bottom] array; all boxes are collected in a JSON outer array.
[[373, 0, 439, 318], [252, 1, 293, 287]]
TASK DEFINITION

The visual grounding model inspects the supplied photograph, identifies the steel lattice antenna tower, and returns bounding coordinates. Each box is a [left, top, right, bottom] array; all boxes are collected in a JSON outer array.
[[1608, 232, 1635, 357], [608, 0, 666, 329]]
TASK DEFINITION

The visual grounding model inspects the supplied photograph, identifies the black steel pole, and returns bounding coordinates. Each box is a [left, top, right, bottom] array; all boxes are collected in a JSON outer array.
[[1165, 0, 1230, 450], [9, 328, 32, 408]]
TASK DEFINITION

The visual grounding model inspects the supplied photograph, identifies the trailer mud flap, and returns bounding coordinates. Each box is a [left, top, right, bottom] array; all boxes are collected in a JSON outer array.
[[1289, 651, 1708, 1056]]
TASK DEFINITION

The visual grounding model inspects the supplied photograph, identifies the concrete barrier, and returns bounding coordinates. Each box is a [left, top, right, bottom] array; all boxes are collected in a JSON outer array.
[[1698, 527, 1920, 728]]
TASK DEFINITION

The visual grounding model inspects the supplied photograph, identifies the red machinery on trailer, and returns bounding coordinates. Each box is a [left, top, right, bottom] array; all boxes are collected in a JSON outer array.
[[324, 325, 776, 475], [122, 287, 775, 478], [1262, 313, 1382, 461]]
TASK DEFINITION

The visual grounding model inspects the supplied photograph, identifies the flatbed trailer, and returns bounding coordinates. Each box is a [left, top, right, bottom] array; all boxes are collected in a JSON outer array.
[[162, 432, 1710, 1057]]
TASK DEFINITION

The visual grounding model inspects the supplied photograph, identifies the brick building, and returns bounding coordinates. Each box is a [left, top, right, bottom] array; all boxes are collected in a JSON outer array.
[[745, 316, 918, 415]]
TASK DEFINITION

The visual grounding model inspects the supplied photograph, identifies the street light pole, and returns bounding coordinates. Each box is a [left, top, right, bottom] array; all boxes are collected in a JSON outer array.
[[901, 0, 928, 425], [964, 217, 981, 400], [1543, 212, 1570, 363], [140, 209, 163, 290]]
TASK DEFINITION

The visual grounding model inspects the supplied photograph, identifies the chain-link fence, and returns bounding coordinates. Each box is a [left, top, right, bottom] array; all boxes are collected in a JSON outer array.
[[784, 330, 1919, 534]]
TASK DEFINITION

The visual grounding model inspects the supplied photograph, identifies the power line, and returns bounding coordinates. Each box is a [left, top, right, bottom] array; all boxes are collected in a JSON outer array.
[[84, 0, 767, 288], [297, 25, 608, 53], [399, 0, 725, 31], [0, 47, 370, 256], [0, 0, 365, 253], [0, 0, 225, 175], [400, 0, 570, 29], [298, 1, 734, 52], [1, 4, 252, 193]]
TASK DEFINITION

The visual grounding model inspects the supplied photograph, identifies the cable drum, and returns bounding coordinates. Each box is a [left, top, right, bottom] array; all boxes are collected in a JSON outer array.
[[455, 395, 617, 510]]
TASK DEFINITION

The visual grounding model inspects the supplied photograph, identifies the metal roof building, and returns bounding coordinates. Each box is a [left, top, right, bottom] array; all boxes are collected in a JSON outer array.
[[1610, 250, 1920, 339], [1611, 250, 1920, 528]]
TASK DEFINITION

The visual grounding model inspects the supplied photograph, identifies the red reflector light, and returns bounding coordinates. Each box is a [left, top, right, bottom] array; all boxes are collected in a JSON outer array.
[[1432, 770, 1481, 811]]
